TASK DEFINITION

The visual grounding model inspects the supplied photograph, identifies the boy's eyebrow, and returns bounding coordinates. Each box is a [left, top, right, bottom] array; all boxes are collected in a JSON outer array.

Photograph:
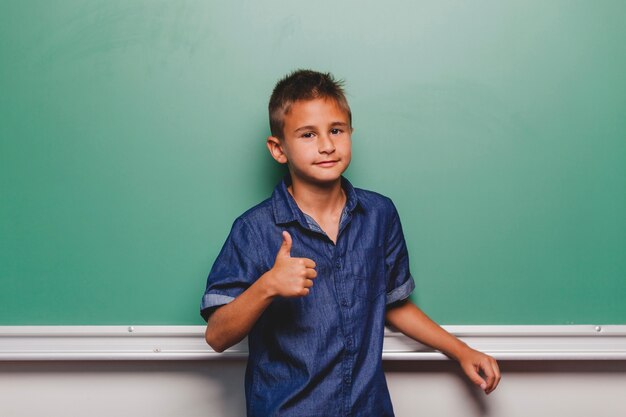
[[293, 122, 349, 133], [294, 125, 317, 133]]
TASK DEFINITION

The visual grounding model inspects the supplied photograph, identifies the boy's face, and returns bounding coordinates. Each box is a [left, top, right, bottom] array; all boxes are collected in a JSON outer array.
[[267, 98, 352, 188]]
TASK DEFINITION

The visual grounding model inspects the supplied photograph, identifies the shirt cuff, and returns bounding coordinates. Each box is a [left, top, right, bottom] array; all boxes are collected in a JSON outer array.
[[385, 276, 415, 305], [201, 293, 235, 311]]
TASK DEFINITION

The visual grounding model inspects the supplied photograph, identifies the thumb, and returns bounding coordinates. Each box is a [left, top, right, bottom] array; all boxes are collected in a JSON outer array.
[[277, 231, 292, 258], [463, 364, 487, 391]]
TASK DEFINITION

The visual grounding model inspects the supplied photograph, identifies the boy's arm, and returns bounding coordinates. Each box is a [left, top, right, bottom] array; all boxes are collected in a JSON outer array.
[[205, 271, 275, 353], [385, 300, 501, 394], [205, 231, 316, 352]]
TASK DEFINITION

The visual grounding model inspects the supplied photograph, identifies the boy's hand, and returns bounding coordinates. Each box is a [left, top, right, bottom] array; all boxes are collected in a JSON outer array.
[[457, 346, 501, 394], [264, 231, 317, 298]]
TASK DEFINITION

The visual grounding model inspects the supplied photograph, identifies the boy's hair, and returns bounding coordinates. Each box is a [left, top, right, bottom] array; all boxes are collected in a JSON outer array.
[[269, 69, 352, 139]]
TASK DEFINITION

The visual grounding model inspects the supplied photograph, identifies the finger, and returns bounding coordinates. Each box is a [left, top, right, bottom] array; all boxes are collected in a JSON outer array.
[[463, 363, 487, 391], [488, 359, 501, 393], [305, 268, 317, 279], [295, 257, 317, 269], [304, 278, 314, 288], [277, 231, 292, 258], [302, 257, 316, 269], [480, 360, 496, 392]]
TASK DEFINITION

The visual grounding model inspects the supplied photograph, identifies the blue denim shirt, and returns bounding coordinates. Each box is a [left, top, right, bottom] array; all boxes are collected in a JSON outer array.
[[201, 174, 415, 417]]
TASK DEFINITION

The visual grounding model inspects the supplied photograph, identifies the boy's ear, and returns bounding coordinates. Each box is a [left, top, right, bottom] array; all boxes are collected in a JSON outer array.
[[266, 136, 288, 164]]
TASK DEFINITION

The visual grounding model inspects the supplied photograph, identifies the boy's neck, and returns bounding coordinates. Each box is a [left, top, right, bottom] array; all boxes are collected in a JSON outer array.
[[287, 177, 346, 218]]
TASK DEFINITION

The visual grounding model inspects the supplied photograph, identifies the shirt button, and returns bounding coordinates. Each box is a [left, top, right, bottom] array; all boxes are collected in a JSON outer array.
[[346, 337, 353, 347], [335, 260, 341, 269], [341, 299, 348, 306]]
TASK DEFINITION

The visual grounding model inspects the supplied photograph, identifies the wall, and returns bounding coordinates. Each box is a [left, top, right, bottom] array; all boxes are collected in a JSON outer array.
[[2, 360, 626, 417], [2, 326, 626, 416]]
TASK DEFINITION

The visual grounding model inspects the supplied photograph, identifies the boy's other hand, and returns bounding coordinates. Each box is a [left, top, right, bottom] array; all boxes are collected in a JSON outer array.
[[458, 347, 501, 395], [264, 231, 317, 298]]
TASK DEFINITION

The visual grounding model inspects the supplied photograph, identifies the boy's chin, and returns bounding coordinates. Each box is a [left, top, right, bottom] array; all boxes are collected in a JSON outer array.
[[291, 172, 344, 187]]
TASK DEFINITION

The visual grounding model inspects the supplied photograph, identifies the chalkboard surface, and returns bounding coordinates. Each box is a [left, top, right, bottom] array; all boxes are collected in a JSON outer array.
[[1, 1, 624, 325]]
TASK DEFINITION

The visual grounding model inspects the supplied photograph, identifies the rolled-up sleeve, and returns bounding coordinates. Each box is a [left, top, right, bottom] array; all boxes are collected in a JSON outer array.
[[384, 202, 415, 305], [200, 217, 264, 321]]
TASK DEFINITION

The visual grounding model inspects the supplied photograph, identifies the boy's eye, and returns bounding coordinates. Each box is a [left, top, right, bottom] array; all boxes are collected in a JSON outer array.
[[301, 132, 315, 139], [330, 128, 343, 135]]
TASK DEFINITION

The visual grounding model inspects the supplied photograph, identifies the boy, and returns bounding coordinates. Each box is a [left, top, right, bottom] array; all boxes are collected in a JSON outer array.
[[201, 70, 500, 417]]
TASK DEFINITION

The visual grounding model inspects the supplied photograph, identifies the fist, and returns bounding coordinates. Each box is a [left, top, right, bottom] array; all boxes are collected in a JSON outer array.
[[266, 231, 317, 298]]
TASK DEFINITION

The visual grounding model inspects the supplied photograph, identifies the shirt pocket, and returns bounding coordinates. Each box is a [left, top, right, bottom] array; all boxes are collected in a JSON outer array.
[[352, 246, 386, 301]]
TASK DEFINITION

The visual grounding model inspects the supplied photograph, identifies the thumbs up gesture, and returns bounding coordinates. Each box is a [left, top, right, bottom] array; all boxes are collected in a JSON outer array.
[[265, 231, 317, 298]]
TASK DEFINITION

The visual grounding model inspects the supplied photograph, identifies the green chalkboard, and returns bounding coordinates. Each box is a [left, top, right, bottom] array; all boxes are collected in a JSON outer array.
[[1, 1, 625, 325]]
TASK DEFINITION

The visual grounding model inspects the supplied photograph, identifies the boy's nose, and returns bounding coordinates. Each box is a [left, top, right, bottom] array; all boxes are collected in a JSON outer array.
[[318, 134, 335, 153]]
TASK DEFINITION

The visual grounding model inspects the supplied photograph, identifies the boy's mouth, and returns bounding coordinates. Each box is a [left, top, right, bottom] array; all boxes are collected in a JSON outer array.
[[315, 160, 339, 167]]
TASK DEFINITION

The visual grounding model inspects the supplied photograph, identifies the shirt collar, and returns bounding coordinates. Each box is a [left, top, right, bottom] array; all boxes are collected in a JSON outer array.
[[272, 173, 361, 226]]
